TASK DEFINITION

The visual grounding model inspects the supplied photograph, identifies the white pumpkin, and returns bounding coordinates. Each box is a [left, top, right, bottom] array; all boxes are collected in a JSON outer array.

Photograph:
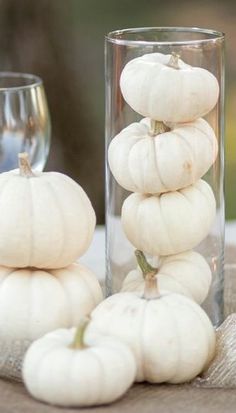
[[0, 263, 103, 342], [0, 153, 96, 268], [121, 179, 216, 256], [121, 250, 212, 304], [23, 322, 136, 407], [89, 251, 216, 383], [120, 52, 219, 122], [108, 117, 218, 193]]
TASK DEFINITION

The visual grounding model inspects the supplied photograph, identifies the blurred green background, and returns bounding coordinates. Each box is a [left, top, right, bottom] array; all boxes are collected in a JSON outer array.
[[1, 0, 235, 223]]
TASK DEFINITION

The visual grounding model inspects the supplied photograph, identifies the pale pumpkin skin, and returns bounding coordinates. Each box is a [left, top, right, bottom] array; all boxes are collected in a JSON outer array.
[[0, 153, 96, 268], [108, 117, 218, 194], [121, 250, 212, 305], [89, 293, 215, 383], [121, 179, 216, 256], [120, 52, 219, 123], [89, 262, 216, 383], [23, 326, 136, 407], [0, 263, 103, 342]]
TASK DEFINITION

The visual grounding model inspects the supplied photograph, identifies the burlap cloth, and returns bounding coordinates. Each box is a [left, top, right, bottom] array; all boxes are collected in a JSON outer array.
[[0, 245, 235, 413]]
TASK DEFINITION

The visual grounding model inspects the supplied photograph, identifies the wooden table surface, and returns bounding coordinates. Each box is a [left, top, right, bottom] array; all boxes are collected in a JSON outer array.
[[1, 379, 236, 413], [0, 244, 235, 413]]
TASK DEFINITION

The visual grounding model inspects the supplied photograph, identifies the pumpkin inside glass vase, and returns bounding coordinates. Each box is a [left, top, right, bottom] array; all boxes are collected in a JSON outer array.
[[105, 27, 225, 327]]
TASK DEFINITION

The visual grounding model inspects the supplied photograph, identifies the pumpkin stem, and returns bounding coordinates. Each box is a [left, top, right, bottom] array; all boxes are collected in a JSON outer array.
[[18, 153, 35, 177], [149, 120, 170, 137], [70, 318, 90, 350], [167, 52, 180, 70], [135, 250, 160, 299]]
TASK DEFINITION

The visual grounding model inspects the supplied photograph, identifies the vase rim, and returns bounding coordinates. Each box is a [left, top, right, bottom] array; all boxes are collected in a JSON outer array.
[[105, 27, 225, 46]]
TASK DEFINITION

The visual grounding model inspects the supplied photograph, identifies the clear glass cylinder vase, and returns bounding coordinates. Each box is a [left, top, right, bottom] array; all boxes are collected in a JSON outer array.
[[105, 27, 225, 326]]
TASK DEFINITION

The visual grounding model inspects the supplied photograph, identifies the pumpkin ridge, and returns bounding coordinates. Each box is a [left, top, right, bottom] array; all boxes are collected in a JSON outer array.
[[57, 268, 98, 325], [193, 125, 216, 145], [93, 294, 142, 375], [158, 195, 177, 254], [127, 133, 145, 191], [170, 130, 196, 182], [138, 299, 148, 381], [0, 268, 17, 286], [162, 254, 211, 276], [152, 136, 168, 190], [133, 195, 147, 253], [68, 351, 94, 403], [0, 176, 18, 244], [27, 177, 65, 268], [151, 297, 181, 382], [192, 181, 216, 211], [31, 273, 70, 339], [122, 269, 143, 291], [198, 70, 217, 115], [0, 176, 34, 267], [137, 298, 148, 381], [59, 174, 95, 254], [161, 296, 191, 383], [185, 297, 216, 367], [123, 279, 142, 292], [31, 336, 66, 395], [167, 295, 212, 380], [53, 272, 75, 326], [158, 271, 191, 297], [105, 341, 136, 399], [29, 271, 37, 341], [79, 269, 101, 308], [167, 266, 210, 293], [170, 129, 193, 151], [28, 177, 35, 266], [36, 345, 71, 398], [25, 341, 55, 396], [177, 187, 198, 207], [178, 122, 218, 176], [89, 348, 108, 404], [0, 175, 13, 199], [141, 65, 154, 117], [136, 195, 163, 255], [159, 69, 181, 121], [43, 178, 67, 268], [135, 195, 144, 252], [128, 137, 149, 192]]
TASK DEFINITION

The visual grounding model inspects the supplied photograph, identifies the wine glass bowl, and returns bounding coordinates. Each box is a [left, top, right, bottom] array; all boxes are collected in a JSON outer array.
[[0, 72, 51, 172]]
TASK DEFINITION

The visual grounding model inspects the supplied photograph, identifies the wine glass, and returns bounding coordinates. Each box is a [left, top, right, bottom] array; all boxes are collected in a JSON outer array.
[[0, 72, 51, 172]]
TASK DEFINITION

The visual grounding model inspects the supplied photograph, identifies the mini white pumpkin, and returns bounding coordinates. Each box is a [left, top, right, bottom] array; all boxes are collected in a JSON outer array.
[[120, 52, 219, 122], [0, 153, 96, 268], [121, 179, 216, 256], [108, 117, 218, 193], [89, 250, 216, 383], [0, 263, 103, 342], [121, 250, 212, 304], [23, 321, 136, 407]]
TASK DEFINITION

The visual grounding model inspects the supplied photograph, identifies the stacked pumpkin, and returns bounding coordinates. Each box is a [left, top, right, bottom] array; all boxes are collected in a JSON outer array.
[[12, 54, 220, 408], [0, 152, 103, 379], [108, 52, 219, 305]]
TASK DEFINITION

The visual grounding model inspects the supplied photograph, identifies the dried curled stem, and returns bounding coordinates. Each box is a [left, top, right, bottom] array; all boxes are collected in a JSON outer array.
[[135, 250, 160, 300], [18, 153, 34, 178], [167, 52, 180, 70]]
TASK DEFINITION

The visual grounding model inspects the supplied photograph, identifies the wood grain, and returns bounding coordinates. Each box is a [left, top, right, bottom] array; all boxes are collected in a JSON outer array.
[[1, 380, 236, 413]]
